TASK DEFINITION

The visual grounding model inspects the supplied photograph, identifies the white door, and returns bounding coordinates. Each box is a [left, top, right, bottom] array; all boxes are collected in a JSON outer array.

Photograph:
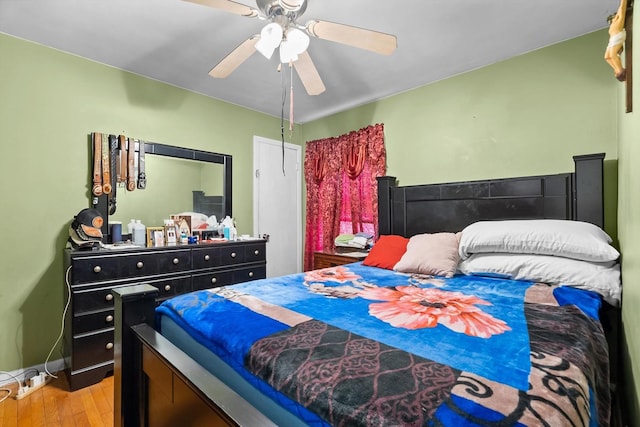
[[253, 136, 302, 277]]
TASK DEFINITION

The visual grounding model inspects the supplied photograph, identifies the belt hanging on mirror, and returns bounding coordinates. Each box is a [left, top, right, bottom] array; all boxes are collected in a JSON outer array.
[[108, 134, 118, 215], [137, 140, 146, 189], [92, 133, 103, 196], [127, 138, 136, 191], [115, 135, 122, 184], [119, 135, 127, 185], [101, 133, 112, 195]]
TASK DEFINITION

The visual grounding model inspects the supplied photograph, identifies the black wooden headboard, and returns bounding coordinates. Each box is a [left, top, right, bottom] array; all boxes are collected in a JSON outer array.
[[377, 153, 604, 237]]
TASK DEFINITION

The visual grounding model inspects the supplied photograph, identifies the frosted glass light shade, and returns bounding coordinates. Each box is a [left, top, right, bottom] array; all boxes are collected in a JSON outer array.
[[279, 39, 299, 63], [279, 28, 309, 63], [286, 28, 309, 53], [255, 23, 283, 59]]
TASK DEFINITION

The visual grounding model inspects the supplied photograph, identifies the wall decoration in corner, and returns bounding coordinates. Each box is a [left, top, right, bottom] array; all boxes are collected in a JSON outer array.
[[605, 0, 628, 82], [604, 0, 634, 112]]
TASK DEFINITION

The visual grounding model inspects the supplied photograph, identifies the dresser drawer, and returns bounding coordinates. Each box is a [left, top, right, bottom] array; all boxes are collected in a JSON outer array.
[[73, 310, 114, 335], [71, 256, 120, 284], [73, 274, 191, 314], [192, 270, 233, 291], [71, 249, 191, 284], [244, 243, 266, 263], [313, 251, 367, 269], [220, 246, 245, 265], [148, 276, 192, 302], [73, 285, 118, 314], [232, 266, 266, 284], [72, 329, 114, 370], [192, 246, 221, 269], [118, 250, 191, 277]]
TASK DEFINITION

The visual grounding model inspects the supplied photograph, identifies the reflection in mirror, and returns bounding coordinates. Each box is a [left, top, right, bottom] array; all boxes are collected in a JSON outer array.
[[92, 140, 232, 239], [110, 156, 225, 228]]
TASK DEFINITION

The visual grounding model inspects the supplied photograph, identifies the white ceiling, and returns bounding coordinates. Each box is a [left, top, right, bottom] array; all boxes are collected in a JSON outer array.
[[0, 0, 617, 123]]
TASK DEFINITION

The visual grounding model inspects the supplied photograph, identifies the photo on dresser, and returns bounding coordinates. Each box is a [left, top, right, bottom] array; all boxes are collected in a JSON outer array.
[[147, 227, 165, 247]]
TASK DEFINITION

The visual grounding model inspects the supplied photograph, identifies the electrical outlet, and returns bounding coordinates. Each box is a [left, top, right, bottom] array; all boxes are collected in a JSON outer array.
[[14, 374, 51, 400]]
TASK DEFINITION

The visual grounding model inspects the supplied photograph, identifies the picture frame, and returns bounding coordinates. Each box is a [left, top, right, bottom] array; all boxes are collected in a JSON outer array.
[[165, 223, 178, 246], [146, 227, 166, 247], [170, 214, 192, 236]]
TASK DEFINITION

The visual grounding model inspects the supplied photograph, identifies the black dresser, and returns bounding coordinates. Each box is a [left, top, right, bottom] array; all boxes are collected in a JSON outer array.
[[63, 240, 266, 391]]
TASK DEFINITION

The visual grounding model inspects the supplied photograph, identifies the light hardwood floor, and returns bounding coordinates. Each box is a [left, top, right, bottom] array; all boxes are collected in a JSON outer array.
[[0, 373, 113, 427]]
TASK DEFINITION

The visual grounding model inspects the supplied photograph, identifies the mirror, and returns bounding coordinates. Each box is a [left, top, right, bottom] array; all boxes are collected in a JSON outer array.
[[92, 141, 232, 238]]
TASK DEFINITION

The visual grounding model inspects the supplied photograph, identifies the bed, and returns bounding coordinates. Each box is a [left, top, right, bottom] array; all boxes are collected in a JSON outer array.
[[112, 153, 622, 426]]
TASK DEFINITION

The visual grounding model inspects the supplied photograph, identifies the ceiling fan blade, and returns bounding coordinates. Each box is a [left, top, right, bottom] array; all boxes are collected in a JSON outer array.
[[293, 51, 326, 96], [183, 0, 258, 17], [209, 35, 259, 78], [306, 20, 397, 55]]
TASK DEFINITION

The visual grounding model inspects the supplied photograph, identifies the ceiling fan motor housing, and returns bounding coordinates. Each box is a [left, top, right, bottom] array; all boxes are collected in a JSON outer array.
[[279, 0, 305, 12], [257, 0, 307, 21]]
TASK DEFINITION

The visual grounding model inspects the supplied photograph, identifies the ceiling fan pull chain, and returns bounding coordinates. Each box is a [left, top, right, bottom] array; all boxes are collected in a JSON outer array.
[[280, 67, 286, 176], [289, 62, 294, 132]]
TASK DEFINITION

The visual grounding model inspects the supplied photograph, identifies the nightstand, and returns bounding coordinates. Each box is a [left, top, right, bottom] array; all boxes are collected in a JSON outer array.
[[313, 249, 368, 270]]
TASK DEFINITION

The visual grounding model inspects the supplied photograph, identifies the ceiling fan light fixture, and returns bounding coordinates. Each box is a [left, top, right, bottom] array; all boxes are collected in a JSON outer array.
[[286, 28, 309, 52], [255, 22, 283, 59], [279, 39, 299, 63], [279, 28, 309, 63]]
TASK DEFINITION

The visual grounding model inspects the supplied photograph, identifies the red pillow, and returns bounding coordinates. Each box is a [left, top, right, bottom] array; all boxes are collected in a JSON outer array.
[[363, 235, 409, 270]]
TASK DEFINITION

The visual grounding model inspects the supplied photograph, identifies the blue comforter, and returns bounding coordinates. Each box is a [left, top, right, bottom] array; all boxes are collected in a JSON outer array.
[[156, 263, 610, 426]]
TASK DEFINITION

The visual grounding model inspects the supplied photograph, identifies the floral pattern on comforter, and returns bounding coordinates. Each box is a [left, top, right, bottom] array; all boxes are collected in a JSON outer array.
[[157, 263, 610, 426]]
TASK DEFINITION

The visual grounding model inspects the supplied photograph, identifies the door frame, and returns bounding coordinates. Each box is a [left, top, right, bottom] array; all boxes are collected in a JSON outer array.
[[252, 136, 303, 274]]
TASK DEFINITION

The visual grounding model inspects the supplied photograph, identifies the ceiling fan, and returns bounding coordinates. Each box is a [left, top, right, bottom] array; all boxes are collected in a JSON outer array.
[[184, 0, 397, 95]]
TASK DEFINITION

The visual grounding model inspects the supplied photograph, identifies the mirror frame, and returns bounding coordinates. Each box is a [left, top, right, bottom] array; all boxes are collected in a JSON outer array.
[[92, 141, 232, 239]]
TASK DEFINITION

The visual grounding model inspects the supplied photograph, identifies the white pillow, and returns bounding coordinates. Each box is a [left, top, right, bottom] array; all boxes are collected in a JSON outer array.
[[458, 220, 619, 262], [458, 253, 621, 306]]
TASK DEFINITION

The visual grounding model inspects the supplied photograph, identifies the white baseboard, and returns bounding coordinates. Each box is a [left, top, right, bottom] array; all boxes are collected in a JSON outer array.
[[0, 359, 64, 387]]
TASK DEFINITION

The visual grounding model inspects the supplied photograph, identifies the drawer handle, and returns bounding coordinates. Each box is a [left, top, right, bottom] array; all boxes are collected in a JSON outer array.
[[172, 258, 179, 265], [204, 254, 210, 261], [136, 261, 144, 269], [211, 277, 217, 284], [254, 250, 259, 256], [105, 294, 113, 302], [231, 252, 237, 258], [248, 272, 254, 278], [93, 266, 102, 273], [105, 342, 114, 350], [105, 315, 113, 323], [164, 284, 171, 292]]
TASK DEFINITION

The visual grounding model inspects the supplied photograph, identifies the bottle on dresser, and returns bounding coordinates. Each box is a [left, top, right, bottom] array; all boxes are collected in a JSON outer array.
[[133, 220, 146, 247]]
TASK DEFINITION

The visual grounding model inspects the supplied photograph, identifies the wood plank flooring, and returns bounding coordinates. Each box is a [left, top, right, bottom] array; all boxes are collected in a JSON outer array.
[[0, 373, 113, 427]]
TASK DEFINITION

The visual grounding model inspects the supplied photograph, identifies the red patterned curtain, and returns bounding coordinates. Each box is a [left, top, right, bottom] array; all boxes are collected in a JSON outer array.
[[304, 124, 387, 271]]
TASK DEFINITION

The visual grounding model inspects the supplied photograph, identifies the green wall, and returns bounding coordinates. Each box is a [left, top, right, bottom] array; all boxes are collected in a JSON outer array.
[[617, 6, 640, 425], [0, 32, 295, 371]]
